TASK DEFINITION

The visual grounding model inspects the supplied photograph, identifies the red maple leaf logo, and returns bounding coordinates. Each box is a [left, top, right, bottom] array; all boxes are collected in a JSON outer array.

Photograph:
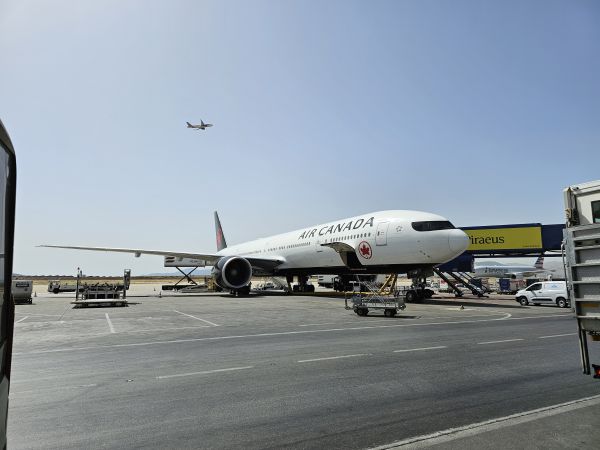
[[359, 242, 371, 259]]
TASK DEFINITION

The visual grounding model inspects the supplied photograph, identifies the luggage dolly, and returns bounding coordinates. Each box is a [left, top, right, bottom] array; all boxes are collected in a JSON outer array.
[[345, 293, 406, 317]]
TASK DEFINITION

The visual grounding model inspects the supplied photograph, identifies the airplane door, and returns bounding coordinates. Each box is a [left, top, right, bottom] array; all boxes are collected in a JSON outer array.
[[376, 222, 389, 246], [315, 239, 323, 252]]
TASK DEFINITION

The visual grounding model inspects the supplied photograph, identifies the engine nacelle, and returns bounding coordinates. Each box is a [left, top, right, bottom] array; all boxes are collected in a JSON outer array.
[[211, 256, 252, 289]]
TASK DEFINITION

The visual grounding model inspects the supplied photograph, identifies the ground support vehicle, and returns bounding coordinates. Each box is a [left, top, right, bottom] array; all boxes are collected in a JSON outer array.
[[11, 280, 32, 304], [346, 294, 406, 317], [345, 277, 406, 317], [514, 281, 569, 307], [71, 283, 128, 307], [47, 280, 80, 294], [563, 179, 600, 377]]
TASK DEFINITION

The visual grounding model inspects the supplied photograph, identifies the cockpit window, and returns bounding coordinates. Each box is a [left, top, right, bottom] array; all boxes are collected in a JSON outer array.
[[411, 221, 455, 232]]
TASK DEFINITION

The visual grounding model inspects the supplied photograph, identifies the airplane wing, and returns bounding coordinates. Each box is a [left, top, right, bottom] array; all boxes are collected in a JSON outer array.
[[38, 244, 284, 271]]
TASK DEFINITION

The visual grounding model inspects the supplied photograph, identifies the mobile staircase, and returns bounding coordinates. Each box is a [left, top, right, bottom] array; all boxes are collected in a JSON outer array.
[[433, 268, 487, 298]]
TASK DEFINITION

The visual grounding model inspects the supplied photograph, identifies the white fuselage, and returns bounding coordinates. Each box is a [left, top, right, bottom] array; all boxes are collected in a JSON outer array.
[[216, 210, 468, 274], [473, 264, 543, 279]]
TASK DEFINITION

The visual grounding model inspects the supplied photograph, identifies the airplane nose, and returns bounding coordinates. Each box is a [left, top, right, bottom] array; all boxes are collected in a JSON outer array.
[[449, 229, 469, 254]]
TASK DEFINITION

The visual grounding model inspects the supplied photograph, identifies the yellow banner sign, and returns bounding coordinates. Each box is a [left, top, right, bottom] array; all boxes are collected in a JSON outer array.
[[464, 227, 542, 251]]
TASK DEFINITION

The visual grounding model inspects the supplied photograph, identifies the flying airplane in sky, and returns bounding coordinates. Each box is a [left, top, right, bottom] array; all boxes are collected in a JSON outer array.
[[186, 120, 212, 130], [41, 210, 469, 299], [472, 256, 553, 279]]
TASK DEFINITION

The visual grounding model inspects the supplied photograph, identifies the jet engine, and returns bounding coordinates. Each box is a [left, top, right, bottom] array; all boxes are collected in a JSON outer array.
[[212, 256, 252, 289]]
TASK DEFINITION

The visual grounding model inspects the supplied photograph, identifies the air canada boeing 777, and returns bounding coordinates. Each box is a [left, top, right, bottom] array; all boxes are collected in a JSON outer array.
[[41, 210, 469, 297]]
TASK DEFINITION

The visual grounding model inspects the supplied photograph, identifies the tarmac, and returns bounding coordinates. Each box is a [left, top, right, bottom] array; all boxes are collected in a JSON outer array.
[[8, 287, 600, 449]]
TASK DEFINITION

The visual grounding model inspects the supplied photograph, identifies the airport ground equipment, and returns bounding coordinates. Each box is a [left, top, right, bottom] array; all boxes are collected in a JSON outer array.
[[255, 277, 287, 291], [71, 282, 128, 307], [48, 279, 79, 294], [563, 179, 600, 377], [433, 268, 464, 297], [11, 280, 33, 304], [449, 272, 487, 297], [497, 278, 526, 295], [345, 279, 406, 317], [123, 269, 131, 299], [162, 255, 207, 291]]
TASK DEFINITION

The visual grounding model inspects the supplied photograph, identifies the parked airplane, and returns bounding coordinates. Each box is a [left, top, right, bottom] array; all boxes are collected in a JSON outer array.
[[472, 256, 552, 279], [40, 210, 469, 299], [186, 120, 212, 130]]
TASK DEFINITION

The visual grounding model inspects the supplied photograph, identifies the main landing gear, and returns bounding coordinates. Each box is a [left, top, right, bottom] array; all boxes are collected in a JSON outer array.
[[230, 284, 251, 296], [287, 275, 315, 293], [404, 276, 434, 303]]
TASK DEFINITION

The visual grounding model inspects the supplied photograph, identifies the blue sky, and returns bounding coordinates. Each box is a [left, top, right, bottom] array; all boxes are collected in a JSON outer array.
[[1, 0, 599, 275]]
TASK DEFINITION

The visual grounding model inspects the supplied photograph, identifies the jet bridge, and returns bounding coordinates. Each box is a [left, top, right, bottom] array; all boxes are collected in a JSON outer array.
[[426, 223, 566, 300]]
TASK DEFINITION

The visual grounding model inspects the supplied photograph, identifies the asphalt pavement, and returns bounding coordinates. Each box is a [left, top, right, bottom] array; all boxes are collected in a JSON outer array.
[[8, 291, 600, 449]]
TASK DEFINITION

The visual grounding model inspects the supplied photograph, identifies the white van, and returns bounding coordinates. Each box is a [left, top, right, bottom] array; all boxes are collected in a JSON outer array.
[[515, 281, 569, 308]]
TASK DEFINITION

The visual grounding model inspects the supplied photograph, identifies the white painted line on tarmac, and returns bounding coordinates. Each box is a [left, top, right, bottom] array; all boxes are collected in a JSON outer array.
[[14, 314, 571, 356], [477, 338, 524, 345], [157, 366, 253, 379], [15, 316, 29, 324], [299, 322, 337, 327], [15, 313, 62, 317], [538, 333, 577, 339], [124, 325, 212, 333], [298, 353, 370, 363], [173, 310, 219, 327], [12, 383, 98, 395], [393, 346, 447, 353], [105, 313, 116, 334], [369, 393, 600, 449]]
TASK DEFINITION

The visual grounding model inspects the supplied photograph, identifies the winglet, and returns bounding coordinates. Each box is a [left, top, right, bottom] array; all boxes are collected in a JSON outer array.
[[214, 211, 227, 251]]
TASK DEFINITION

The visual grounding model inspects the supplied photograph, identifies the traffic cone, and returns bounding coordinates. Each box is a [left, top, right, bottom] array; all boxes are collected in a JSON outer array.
[[34, 292, 37, 297], [159, 291, 162, 298]]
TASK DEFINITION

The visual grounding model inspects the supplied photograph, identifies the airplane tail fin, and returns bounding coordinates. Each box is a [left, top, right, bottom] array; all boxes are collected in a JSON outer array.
[[214, 211, 228, 251], [201, 120, 205, 127], [534, 255, 544, 269], [186, 122, 193, 127]]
